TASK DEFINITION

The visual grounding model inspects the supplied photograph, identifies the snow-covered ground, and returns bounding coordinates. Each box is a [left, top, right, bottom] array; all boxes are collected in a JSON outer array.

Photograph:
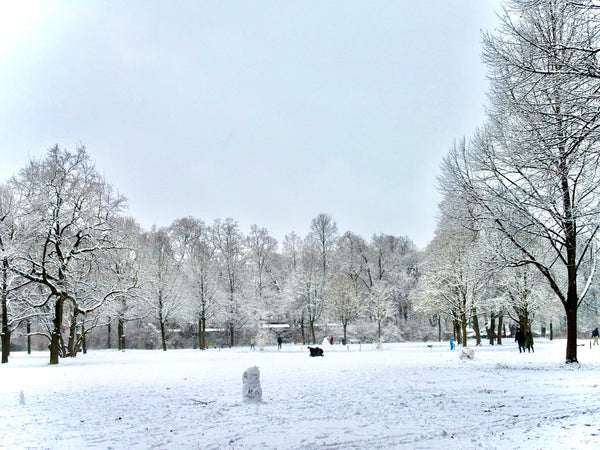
[[1, 339, 600, 449]]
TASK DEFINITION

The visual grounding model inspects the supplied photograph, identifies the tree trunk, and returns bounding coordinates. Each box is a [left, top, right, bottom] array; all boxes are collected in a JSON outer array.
[[564, 294, 578, 363], [160, 319, 167, 351], [461, 312, 468, 347], [107, 317, 111, 349], [198, 317, 206, 350], [1, 295, 9, 364], [27, 320, 31, 354], [473, 312, 481, 346], [497, 314, 503, 345], [228, 323, 235, 348], [1, 325, 9, 364], [49, 295, 65, 365], [519, 310, 529, 334], [489, 314, 496, 346], [310, 319, 316, 345], [454, 320, 461, 345], [343, 322, 347, 342], [1, 257, 9, 364], [560, 151, 578, 363], [550, 322, 554, 341], [67, 309, 78, 357], [81, 322, 87, 354], [118, 317, 125, 350]]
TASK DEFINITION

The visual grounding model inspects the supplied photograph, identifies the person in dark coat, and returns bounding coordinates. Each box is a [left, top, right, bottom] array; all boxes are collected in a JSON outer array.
[[515, 328, 525, 353], [524, 329, 534, 353], [308, 346, 324, 357], [592, 327, 599, 345], [277, 336, 283, 350]]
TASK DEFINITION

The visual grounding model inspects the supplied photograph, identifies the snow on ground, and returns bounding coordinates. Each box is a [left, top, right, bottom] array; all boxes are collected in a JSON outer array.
[[1, 339, 600, 449]]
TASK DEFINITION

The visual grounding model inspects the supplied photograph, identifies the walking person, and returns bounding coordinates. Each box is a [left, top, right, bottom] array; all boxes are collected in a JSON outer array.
[[592, 327, 599, 345], [515, 328, 525, 353], [250, 337, 255, 351], [525, 329, 534, 353], [277, 335, 283, 350]]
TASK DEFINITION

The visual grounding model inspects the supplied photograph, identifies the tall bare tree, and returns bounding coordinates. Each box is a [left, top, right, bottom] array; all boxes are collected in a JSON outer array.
[[0, 183, 20, 363], [247, 225, 279, 319], [140, 227, 184, 351], [443, 0, 600, 362], [171, 217, 217, 350], [212, 218, 247, 347], [10, 146, 130, 364]]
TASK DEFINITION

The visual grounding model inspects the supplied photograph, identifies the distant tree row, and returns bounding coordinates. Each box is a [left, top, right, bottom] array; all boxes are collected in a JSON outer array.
[[0, 147, 426, 364]]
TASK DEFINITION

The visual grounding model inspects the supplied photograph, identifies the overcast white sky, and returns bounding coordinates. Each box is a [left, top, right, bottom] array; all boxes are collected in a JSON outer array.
[[0, 1, 501, 249]]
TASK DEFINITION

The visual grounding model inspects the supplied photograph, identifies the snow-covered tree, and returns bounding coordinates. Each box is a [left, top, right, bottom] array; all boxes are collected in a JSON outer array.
[[170, 217, 218, 350], [415, 194, 488, 347], [279, 232, 306, 342], [0, 183, 21, 363], [307, 213, 339, 281], [139, 227, 184, 351], [327, 273, 363, 342], [247, 225, 281, 322], [212, 218, 248, 347], [443, 0, 600, 361], [9, 146, 131, 364], [296, 238, 325, 344]]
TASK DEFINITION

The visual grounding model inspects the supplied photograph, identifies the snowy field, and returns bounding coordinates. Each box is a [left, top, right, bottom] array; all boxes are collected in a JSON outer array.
[[1, 339, 600, 449]]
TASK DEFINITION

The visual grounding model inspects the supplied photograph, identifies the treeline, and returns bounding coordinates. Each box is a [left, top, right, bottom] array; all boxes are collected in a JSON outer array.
[[5, 0, 600, 365], [1, 146, 430, 364]]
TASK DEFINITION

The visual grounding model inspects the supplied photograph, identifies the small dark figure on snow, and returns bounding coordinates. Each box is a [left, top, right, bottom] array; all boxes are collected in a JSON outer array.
[[308, 346, 324, 357], [515, 328, 525, 353], [524, 329, 534, 353], [592, 328, 599, 346], [277, 336, 283, 350]]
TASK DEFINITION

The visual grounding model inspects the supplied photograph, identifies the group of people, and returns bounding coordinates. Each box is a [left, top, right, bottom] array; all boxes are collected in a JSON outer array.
[[249, 335, 284, 350], [514, 328, 534, 353]]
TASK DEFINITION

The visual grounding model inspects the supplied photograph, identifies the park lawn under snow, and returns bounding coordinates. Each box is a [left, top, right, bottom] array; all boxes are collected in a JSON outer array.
[[1, 340, 600, 449]]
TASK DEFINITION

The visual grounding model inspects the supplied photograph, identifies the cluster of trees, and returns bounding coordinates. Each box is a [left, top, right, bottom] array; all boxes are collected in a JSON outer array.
[[0, 147, 423, 364], [4, 1, 600, 366], [425, 0, 600, 362]]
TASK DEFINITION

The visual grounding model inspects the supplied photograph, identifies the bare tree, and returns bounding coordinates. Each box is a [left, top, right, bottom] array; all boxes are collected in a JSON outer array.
[[9, 146, 131, 364], [297, 241, 324, 344], [140, 227, 184, 351], [247, 225, 279, 319], [370, 234, 418, 325], [443, 1, 600, 361], [414, 195, 487, 347], [327, 273, 363, 342], [171, 217, 217, 350], [0, 183, 22, 363], [212, 218, 247, 347], [308, 213, 338, 280]]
